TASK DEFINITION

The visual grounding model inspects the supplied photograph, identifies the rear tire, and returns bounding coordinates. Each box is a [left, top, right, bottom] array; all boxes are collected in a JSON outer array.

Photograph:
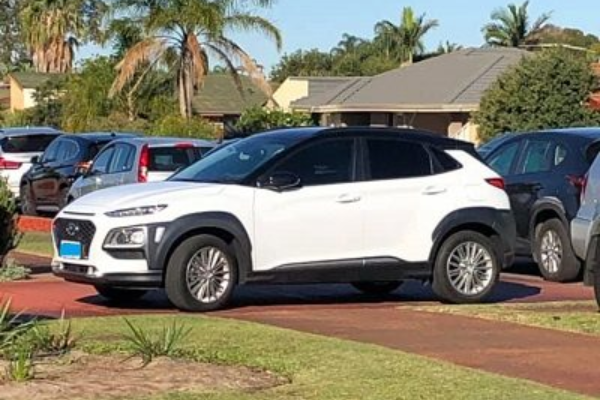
[[351, 281, 402, 295], [94, 286, 147, 303], [165, 235, 237, 312], [534, 219, 581, 282], [432, 231, 500, 304], [20, 184, 37, 216]]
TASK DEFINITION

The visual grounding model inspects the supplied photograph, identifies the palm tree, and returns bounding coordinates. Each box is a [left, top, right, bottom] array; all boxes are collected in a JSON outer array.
[[20, 0, 107, 73], [110, 0, 282, 119], [331, 34, 366, 57], [374, 7, 439, 65], [437, 41, 463, 54], [483, 1, 551, 47]]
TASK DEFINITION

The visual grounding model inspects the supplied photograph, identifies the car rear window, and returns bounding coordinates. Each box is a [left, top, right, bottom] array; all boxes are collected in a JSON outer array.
[[0, 134, 59, 153], [149, 147, 202, 172]]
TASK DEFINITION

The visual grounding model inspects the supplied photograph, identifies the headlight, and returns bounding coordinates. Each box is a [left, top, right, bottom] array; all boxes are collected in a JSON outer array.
[[105, 205, 167, 218], [104, 227, 147, 249]]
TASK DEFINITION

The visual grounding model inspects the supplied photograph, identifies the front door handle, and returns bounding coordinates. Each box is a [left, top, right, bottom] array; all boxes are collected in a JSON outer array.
[[422, 186, 447, 195], [336, 193, 361, 204]]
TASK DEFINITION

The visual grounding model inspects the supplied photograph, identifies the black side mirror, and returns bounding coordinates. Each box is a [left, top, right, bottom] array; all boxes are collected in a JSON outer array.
[[30, 156, 40, 164], [258, 172, 302, 192]]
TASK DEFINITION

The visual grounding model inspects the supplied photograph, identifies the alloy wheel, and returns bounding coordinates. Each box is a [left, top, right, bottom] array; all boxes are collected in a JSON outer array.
[[185, 246, 231, 304], [446, 241, 494, 296], [540, 229, 563, 274]]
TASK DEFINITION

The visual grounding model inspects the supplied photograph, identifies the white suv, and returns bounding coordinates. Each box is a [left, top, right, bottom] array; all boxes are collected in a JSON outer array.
[[52, 128, 515, 311]]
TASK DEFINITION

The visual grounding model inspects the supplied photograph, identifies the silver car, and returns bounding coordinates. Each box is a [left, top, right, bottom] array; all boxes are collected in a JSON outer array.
[[0, 127, 62, 198], [68, 137, 215, 201]]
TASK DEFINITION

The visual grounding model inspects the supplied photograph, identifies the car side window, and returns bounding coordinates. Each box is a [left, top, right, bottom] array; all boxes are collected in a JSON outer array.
[[91, 146, 115, 175], [41, 139, 61, 162], [518, 140, 553, 174], [269, 139, 354, 186], [554, 144, 568, 167], [366, 139, 432, 180], [488, 142, 519, 176], [108, 144, 135, 174], [55, 139, 80, 163]]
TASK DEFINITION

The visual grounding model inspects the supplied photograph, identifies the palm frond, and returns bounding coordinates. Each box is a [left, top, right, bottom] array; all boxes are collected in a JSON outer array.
[[224, 14, 282, 51]]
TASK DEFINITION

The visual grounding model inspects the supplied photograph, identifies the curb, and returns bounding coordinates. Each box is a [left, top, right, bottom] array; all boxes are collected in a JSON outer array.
[[18, 216, 52, 233]]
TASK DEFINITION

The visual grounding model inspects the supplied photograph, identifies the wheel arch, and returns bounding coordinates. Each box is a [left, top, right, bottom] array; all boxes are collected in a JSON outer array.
[[429, 208, 506, 266], [151, 212, 253, 284], [529, 199, 568, 241]]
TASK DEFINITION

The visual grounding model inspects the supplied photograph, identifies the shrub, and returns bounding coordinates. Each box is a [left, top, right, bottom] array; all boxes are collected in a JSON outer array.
[[236, 107, 315, 134], [26, 311, 75, 356], [0, 179, 21, 267], [0, 299, 34, 353], [0, 259, 30, 282], [122, 319, 191, 364], [149, 114, 219, 139], [3, 341, 34, 382]]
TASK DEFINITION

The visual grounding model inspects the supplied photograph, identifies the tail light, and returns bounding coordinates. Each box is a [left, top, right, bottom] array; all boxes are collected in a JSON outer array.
[[138, 144, 149, 183], [568, 174, 588, 201], [0, 158, 22, 170], [485, 177, 505, 190]]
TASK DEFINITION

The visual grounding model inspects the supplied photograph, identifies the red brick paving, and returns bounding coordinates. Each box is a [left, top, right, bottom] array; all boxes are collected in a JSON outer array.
[[17, 216, 52, 233], [2, 253, 600, 396]]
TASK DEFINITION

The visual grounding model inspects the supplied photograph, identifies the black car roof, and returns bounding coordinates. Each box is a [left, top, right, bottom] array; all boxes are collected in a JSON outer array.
[[62, 132, 139, 143], [256, 126, 475, 151]]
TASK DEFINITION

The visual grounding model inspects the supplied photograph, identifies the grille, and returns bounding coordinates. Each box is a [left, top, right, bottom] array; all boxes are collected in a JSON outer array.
[[53, 219, 96, 259]]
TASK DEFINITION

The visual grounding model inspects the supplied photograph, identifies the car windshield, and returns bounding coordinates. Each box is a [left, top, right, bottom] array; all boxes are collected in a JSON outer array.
[[170, 134, 303, 184]]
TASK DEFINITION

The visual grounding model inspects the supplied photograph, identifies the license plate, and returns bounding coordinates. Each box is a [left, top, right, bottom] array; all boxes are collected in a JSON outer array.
[[59, 241, 82, 260]]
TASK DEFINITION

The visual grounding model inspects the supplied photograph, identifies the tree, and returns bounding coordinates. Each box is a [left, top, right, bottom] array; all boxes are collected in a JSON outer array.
[[236, 106, 314, 134], [474, 49, 600, 142], [0, 178, 20, 267], [536, 25, 600, 50], [20, 0, 108, 73], [110, 0, 282, 119], [331, 34, 367, 57], [436, 41, 463, 54], [270, 49, 334, 82], [0, 0, 30, 75], [483, 1, 551, 47], [374, 7, 438, 65]]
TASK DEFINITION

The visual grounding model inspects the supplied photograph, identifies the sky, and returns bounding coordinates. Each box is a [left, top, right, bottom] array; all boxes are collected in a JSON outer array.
[[78, 0, 600, 73]]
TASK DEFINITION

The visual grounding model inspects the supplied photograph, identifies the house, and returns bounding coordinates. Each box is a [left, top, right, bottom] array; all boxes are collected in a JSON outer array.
[[283, 48, 529, 143], [268, 76, 367, 112], [192, 74, 271, 128], [8, 72, 64, 112]]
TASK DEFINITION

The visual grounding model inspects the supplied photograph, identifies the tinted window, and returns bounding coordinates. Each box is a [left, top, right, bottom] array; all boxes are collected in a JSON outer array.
[[56, 139, 80, 163], [270, 139, 354, 186], [149, 147, 200, 172], [367, 139, 431, 180], [41, 139, 61, 162], [488, 142, 519, 176], [0, 134, 59, 153], [554, 144, 568, 167], [431, 147, 462, 173], [108, 144, 135, 173], [519, 140, 553, 174], [87, 141, 112, 161], [91, 146, 115, 175]]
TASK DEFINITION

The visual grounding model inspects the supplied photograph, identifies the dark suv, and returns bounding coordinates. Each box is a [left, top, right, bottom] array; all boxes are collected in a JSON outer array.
[[20, 132, 137, 215], [482, 128, 600, 282]]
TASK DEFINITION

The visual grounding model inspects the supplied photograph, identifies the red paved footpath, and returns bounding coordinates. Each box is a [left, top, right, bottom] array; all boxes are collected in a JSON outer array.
[[2, 253, 600, 396]]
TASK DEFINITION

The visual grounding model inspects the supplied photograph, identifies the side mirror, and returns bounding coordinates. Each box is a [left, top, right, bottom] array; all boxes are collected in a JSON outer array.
[[258, 172, 302, 192], [76, 161, 92, 176], [30, 156, 40, 164]]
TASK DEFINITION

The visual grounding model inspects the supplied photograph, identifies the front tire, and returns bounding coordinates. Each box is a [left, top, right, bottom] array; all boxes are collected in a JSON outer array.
[[94, 286, 147, 303], [534, 219, 581, 283], [165, 235, 237, 312], [352, 281, 402, 295], [432, 231, 500, 304]]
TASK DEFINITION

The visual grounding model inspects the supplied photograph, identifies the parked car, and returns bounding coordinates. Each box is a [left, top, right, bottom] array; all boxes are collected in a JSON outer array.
[[0, 127, 62, 198], [68, 137, 215, 201], [52, 127, 515, 311], [482, 128, 600, 282], [571, 151, 600, 307], [20, 132, 137, 215], [476, 133, 514, 159]]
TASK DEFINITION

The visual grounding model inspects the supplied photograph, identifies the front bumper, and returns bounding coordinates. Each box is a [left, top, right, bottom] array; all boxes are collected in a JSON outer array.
[[53, 264, 162, 288]]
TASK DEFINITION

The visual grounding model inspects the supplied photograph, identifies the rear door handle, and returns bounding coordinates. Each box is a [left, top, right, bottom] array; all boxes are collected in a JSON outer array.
[[336, 194, 361, 204], [422, 186, 447, 195]]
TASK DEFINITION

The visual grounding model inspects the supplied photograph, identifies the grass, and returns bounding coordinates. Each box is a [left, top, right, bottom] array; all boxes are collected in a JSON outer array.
[[412, 301, 600, 336], [69, 315, 589, 400], [15, 232, 53, 258]]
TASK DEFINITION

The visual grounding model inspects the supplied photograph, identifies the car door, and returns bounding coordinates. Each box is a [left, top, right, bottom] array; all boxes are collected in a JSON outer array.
[[31, 138, 80, 205], [105, 143, 136, 187], [360, 137, 455, 262], [76, 145, 116, 197], [28, 138, 61, 202], [253, 137, 363, 271]]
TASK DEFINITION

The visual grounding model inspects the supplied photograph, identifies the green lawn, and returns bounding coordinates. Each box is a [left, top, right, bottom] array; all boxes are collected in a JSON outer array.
[[15, 232, 54, 258], [412, 302, 600, 336], [70, 315, 589, 400]]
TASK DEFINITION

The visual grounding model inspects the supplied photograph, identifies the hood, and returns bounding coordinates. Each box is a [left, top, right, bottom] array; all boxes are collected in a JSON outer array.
[[69, 181, 226, 210]]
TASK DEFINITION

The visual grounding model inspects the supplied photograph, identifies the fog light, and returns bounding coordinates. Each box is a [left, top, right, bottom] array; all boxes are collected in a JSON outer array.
[[104, 227, 147, 249]]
